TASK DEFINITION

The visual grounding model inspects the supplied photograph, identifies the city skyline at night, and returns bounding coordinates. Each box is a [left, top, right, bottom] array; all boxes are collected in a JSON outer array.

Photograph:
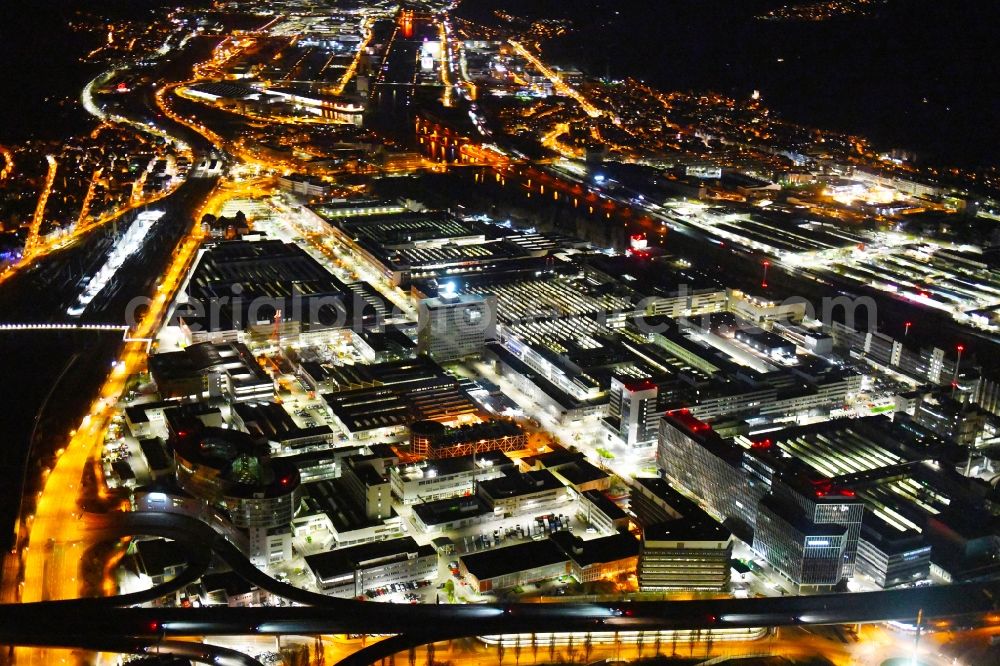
[[0, 2, 999, 666]]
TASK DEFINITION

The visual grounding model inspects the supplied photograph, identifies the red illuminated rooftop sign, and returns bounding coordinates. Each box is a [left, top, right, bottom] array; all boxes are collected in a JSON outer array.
[[624, 379, 657, 392], [666, 408, 712, 433], [811, 478, 856, 498]]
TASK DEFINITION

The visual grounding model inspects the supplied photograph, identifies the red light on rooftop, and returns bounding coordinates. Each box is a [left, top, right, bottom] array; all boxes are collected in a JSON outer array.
[[668, 409, 712, 434], [751, 438, 773, 450], [838, 488, 856, 497], [626, 379, 656, 392], [811, 478, 834, 498], [957, 344, 965, 353], [629, 233, 649, 253]]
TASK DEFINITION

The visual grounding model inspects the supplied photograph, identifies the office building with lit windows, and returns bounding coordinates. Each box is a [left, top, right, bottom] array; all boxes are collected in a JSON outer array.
[[388, 450, 514, 505], [855, 513, 931, 588], [657, 410, 763, 542], [580, 490, 630, 533], [305, 537, 437, 597], [477, 468, 567, 515], [167, 410, 301, 531], [417, 291, 497, 362], [909, 389, 988, 447], [604, 377, 660, 449], [411, 496, 492, 534], [752, 494, 849, 588], [657, 413, 860, 588], [631, 478, 733, 591], [166, 407, 301, 566], [657, 412, 995, 587]]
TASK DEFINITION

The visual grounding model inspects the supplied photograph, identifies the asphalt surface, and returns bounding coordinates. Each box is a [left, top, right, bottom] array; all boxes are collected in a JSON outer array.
[[2, 511, 999, 666]]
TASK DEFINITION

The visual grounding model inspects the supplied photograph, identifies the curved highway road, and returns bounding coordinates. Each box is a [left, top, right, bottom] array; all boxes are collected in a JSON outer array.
[[2, 511, 999, 663]]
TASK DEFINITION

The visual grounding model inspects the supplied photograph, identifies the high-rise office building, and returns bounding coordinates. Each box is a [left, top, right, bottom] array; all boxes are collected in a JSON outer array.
[[417, 291, 497, 361], [605, 378, 660, 448], [657, 412, 866, 589], [752, 494, 848, 588], [910, 390, 988, 447], [631, 478, 733, 591]]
